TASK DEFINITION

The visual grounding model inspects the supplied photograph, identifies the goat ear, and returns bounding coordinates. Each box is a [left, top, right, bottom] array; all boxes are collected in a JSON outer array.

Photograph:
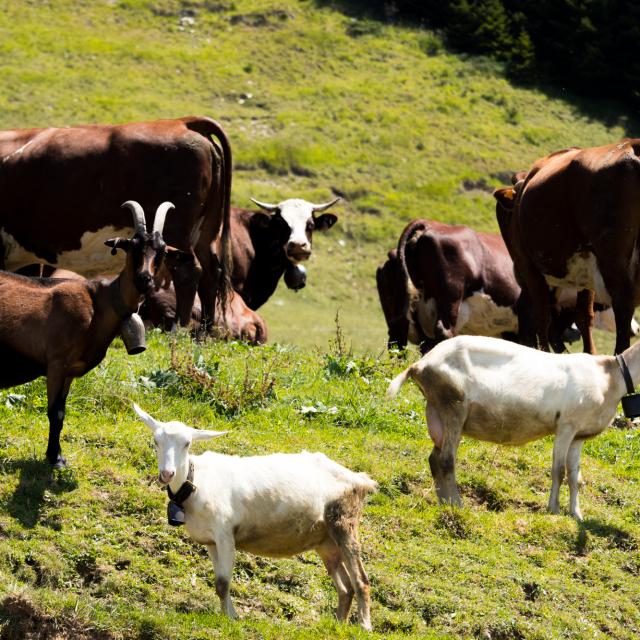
[[191, 428, 228, 441], [105, 238, 131, 255], [132, 403, 161, 432]]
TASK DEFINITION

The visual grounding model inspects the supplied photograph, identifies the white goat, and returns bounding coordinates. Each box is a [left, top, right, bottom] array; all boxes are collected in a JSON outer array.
[[387, 335, 640, 520], [133, 404, 376, 629]]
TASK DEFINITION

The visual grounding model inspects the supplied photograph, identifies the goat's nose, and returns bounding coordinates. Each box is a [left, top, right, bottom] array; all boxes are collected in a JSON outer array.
[[160, 470, 175, 484]]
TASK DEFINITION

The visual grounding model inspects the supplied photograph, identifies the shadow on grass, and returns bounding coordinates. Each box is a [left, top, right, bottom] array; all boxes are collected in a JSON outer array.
[[574, 518, 637, 556], [0, 457, 77, 529]]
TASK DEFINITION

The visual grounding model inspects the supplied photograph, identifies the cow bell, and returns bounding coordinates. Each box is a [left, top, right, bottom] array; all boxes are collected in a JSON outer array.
[[621, 393, 640, 419], [120, 313, 146, 355], [284, 263, 307, 291]]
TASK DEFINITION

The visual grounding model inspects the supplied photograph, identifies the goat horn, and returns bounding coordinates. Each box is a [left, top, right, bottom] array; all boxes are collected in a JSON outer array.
[[152, 201, 175, 236], [122, 201, 147, 234], [311, 197, 341, 212], [250, 197, 279, 211]]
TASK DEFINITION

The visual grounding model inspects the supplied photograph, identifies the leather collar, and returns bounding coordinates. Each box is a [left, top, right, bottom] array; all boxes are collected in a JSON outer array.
[[616, 354, 635, 395], [167, 460, 196, 507]]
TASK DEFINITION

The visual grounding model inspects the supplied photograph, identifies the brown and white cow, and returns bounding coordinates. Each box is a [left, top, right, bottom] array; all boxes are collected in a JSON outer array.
[[494, 140, 640, 354], [139, 284, 267, 345], [215, 198, 340, 310], [377, 220, 522, 353], [0, 116, 232, 331]]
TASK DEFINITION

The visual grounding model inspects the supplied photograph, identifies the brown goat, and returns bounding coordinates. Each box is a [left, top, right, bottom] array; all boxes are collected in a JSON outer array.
[[0, 201, 179, 467]]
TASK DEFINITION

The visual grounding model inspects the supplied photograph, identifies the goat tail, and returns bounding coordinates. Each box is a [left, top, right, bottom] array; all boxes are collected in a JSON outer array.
[[386, 365, 415, 399]]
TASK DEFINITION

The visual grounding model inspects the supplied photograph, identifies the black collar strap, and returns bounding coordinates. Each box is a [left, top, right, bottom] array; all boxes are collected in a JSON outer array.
[[167, 460, 196, 507], [616, 354, 635, 395]]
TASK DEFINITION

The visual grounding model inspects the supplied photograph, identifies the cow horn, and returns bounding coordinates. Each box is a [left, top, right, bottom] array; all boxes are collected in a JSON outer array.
[[122, 201, 147, 234], [152, 201, 175, 236], [311, 197, 341, 212], [250, 197, 279, 212]]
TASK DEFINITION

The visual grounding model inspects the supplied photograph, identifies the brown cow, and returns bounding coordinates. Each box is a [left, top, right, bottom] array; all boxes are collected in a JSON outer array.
[[375, 219, 614, 353], [377, 220, 521, 353], [0, 116, 232, 331], [140, 284, 267, 345], [493, 141, 640, 354]]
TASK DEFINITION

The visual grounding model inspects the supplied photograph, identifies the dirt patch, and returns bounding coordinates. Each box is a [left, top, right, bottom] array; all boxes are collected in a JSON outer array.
[[461, 480, 507, 512], [0, 595, 115, 640]]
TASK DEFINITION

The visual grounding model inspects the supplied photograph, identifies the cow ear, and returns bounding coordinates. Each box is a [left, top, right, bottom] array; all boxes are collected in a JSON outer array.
[[493, 187, 516, 209], [165, 247, 193, 264], [314, 213, 338, 231], [105, 238, 131, 255], [251, 211, 272, 229]]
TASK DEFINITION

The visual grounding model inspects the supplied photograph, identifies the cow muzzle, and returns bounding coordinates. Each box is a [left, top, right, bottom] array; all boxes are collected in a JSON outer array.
[[286, 242, 311, 262]]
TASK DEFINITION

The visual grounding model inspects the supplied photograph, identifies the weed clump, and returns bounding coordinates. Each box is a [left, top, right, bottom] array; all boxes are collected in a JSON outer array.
[[140, 340, 278, 416], [434, 507, 473, 539]]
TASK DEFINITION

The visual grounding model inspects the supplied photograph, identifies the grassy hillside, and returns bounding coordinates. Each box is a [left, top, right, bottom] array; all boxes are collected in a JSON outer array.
[[0, 0, 633, 349], [1, 333, 640, 640], [2, 2, 640, 639]]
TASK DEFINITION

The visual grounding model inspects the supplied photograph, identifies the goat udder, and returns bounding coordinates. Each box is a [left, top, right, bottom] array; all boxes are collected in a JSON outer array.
[[426, 406, 444, 449]]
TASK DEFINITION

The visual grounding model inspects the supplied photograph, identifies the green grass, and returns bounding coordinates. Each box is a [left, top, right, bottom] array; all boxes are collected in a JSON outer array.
[[1, 332, 640, 639], [2, 1, 640, 638]]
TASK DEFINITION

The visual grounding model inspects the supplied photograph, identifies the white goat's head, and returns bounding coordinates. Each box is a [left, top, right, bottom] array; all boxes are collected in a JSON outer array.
[[133, 403, 226, 485]]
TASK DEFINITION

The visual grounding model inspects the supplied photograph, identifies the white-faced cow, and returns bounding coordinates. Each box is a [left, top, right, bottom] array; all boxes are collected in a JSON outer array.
[[216, 198, 340, 310], [493, 140, 640, 355], [0, 116, 232, 332]]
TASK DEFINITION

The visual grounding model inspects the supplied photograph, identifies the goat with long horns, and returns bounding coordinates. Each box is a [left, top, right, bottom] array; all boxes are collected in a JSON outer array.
[[0, 201, 184, 468]]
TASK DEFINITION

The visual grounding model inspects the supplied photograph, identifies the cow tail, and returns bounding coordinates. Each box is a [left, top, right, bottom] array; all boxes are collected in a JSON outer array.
[[184, 116, 233, 316], [396, 219, 430, 314]]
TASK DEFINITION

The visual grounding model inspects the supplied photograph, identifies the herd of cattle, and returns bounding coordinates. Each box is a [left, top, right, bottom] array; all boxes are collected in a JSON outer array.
[[2, 114, 640, 627], [378, 140, 640, 358]]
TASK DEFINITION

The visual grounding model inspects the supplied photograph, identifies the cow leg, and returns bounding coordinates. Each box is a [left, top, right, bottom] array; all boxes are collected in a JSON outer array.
[[515, 290, 537, 348], [434, 297, 461, 341], [45, 370, 72, 468], [197, 250, 223, 334], [166, 251, 202, 328], [575, 289, 596, 354], [610, 291, 635, 355]]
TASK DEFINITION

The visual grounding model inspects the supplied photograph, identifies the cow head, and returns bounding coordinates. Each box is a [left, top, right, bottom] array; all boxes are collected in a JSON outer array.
[[250, 197, 340, 264], [105, 201, 183, 294]]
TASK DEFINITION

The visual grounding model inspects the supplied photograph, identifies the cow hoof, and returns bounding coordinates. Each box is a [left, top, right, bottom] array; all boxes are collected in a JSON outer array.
[[50, 455, 67, 469]]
